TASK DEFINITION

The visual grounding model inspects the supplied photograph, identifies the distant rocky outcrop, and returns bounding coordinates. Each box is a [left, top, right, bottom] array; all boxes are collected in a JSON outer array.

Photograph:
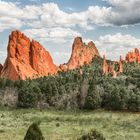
[[103, 55, 110, 74], [102, 55, 123, 78], [118, 56, 123, 73], [0, 31, 58, 80], [1, 30, 139, 81], [60, 37, 99, 70], [126, 48, 140, 64], [0, 31, 100, 80]]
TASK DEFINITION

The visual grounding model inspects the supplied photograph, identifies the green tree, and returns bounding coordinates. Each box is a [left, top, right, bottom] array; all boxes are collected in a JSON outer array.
[[24, 121, 44, 140], [84, 80, 102, 109]]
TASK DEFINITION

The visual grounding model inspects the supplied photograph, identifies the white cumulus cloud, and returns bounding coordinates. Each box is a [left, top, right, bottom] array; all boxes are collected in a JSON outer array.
[[0, 0, 140, 32], [24, 27, 81, 43], [95, 33, 140, 60]]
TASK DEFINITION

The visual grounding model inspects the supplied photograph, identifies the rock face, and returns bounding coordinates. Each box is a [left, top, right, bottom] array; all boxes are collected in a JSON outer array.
[[126, 48, 140, 64], [102, 55, 123, 78], [60, 37, 99, 70], [0, 64, 3, 75], [103, 55, 110, 74], [1, 31, 58, 80], [118, 56, 123, 73]]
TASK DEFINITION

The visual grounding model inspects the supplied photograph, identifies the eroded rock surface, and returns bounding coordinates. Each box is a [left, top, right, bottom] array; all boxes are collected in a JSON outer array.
[[60, 37, 99, 70], [126, 48, 140, 64], [1, 31, 58, 80]]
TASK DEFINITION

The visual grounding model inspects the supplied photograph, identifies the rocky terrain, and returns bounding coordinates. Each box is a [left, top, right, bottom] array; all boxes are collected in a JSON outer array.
[[0, 31, 99, 80], [60, 37, 99, 70], [0, 30, 140, 80], [126, 48, 140, 64]]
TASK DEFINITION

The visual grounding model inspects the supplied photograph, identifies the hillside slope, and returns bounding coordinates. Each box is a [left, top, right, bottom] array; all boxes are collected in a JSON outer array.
[[0, 56, 140, 111]]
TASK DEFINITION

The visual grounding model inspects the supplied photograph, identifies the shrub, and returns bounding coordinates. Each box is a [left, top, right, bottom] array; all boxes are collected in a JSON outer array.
[[127, 90, 140, 111], [78, 129, 105, 140], [24, 121, 44, 140], [101, 82, 129, 110]]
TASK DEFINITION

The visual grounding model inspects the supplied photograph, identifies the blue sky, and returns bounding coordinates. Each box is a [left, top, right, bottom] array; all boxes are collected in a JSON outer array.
[[0, 0, 140, 64]]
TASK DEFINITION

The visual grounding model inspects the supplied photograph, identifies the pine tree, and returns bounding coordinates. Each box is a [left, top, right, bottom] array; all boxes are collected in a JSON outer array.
[[24, 121, 45, 140]]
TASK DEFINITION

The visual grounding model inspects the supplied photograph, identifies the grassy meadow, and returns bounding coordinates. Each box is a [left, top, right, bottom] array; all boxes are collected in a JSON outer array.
[[0, 108, 140, 140]]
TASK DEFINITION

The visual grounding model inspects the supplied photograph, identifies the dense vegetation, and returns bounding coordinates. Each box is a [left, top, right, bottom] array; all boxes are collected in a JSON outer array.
[[0, 56, 140, 111]]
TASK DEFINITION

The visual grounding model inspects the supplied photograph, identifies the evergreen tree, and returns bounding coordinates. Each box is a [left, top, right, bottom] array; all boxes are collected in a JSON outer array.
[[24, 122, 45, 140]]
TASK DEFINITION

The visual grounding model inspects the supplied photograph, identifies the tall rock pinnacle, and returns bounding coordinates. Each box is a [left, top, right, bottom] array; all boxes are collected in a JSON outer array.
[[103, 55, 109, 74], [118, 56, 123, 73], [61, 37, 100, 70], [1, 31, 58, 80]]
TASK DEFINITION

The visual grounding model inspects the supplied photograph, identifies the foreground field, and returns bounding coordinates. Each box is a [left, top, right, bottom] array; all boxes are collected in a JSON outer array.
[[0, 108, 139, 140]]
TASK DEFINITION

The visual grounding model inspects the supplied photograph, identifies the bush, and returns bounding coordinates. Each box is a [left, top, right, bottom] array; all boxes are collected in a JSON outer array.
[[127, 90, 140, 111], [78, 129, 105, 140], [24, 121, 44, 140], [102, 86, 129, 110], [18, 83, 41, 108]]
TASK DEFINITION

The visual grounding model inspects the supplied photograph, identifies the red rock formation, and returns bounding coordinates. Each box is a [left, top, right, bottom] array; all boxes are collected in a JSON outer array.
[[118, 56, 123, 73], [59, 64, 68, 71], [30, 40, 57, 75], [103, 55, 110, 74], [102, 55, 122, 78], [112, 70, 117, 78], [0, 64, 3, 75], [138, 55, 140, 64], [1, 31, 58, 80], [126, 48, 140, 63], [63, 37, 99, 70]]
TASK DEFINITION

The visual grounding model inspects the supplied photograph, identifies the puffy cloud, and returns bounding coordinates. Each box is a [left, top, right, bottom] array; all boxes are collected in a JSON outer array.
[[0, 0, 42, 31], [0, 0, 140, 32], [0, 17, 22, 32], [24, 27, 81, 43], [28, 3, 111, 29], [105, 0, 140, 26], [0, 1, 22, 18], [0, 1, 112, 32], [25, 1, 140, 28], [0, 1, 41, 19], [95, 33, 140, 60], [105, 0, 140, 7]]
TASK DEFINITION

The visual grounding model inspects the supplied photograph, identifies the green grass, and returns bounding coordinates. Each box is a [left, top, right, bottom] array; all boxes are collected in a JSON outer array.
[[0, 108, 140, 140]]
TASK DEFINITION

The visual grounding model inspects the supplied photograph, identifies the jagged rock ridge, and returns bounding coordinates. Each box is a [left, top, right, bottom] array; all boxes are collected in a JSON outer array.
[[0, 31, 58, 80], [1, 30, 139, 80], [60, 37, 100, 70], [126, 48, 140, 64], [102, 55, 123, 78]]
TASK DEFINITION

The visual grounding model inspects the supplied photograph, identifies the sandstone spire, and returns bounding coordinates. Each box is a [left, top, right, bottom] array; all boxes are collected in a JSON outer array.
[[118, 56, 123, 73], [60, 37, 100, 70], [1, 30, 58, 80], [126, 48, 140, 63], [103, 55, 109, 74]]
